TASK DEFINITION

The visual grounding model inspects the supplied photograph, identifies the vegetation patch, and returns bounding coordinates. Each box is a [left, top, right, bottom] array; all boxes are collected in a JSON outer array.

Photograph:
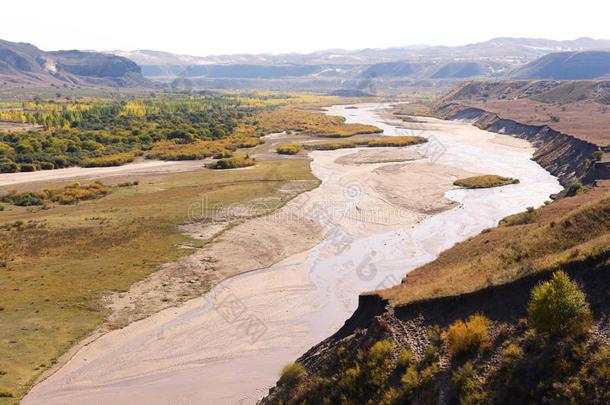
[[1, 182, 110, 206], [453, 175, 519, 189], [262, 272, 607, 405], [206, 156, 255, 169], [257, 107, 382, 137], [80, 152, 136, 167], [444, 314, 491, 357], [499, 206, 539, 226], [276, 144, 302, 155], [528, 271, 592, 336], [303, 136, 427, 151]]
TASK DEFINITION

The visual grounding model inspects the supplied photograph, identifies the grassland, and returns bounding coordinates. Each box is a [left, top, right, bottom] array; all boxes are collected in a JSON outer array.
[[453, 175, 519, 189], [0, 158, 317, 402]]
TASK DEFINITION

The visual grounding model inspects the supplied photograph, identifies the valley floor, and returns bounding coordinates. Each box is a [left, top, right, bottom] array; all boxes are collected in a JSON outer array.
[[20, 104, 561, 404]]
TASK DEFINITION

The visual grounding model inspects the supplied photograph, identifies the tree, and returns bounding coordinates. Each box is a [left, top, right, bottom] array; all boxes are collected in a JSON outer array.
[[528, 271, 592, 335]]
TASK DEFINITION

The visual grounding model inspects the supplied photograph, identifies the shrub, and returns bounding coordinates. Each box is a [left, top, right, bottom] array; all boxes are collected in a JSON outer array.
[[445, 314, 491, 357], [1, 191, 43, 206], [499, 208, 540, 226], [592, 150, 604, 161], [452, 361, 486, 404], [39, 161, 55, 170], [366, 340, 394, 390], [213, 149, 233, 159], [502, 341, 523, 361], [206, 156, 255, 170], [276, 144, 302, 155], [81, 152, 135, 167], [400, 364, 419, 399], [19, 163, 36, 172], [566, 182, 586, 197], [398, 348, 414, 369], [53, 155, 70, 168], [279, 362, 306, 388], [528, 271, 592, 335], [0, 159, 18, 173]]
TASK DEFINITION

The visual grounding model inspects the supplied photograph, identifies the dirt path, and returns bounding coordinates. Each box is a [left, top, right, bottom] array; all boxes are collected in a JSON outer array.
[[0, 158, 211, 189]]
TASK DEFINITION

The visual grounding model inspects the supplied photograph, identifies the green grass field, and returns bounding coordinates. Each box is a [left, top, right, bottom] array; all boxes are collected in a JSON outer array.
[[0, 159, 317, 401]]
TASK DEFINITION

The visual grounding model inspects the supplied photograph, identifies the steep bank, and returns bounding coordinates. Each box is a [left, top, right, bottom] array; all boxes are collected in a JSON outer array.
[[433, 103, 602, 187]]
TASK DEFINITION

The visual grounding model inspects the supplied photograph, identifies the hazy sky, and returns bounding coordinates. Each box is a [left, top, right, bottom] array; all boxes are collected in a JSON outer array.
[[3, 0, 609, 55]]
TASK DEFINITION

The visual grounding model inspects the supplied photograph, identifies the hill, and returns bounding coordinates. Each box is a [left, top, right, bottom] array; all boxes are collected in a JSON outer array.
[[511, 50, 610, 80], [435, 80, 610, 146], [0, 39, 153, 88]]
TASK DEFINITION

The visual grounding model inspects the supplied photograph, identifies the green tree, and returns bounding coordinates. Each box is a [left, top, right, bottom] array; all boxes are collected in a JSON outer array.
[[528, 271, 592, 335]]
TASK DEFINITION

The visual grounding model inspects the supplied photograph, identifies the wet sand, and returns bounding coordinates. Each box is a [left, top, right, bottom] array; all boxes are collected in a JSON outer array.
[[22, 103, 562, 405]]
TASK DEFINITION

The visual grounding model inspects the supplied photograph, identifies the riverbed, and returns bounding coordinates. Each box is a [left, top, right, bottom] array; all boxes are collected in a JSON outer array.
[[22, 103, 562, 405]]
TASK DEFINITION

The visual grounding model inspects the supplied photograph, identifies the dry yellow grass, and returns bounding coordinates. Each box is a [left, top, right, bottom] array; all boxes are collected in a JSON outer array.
[[379, 182, 610, 305], [257, 108, 382, 137]]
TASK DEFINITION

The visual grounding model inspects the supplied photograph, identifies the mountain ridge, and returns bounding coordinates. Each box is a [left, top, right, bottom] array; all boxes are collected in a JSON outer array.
[[0, 39, 153, 88]]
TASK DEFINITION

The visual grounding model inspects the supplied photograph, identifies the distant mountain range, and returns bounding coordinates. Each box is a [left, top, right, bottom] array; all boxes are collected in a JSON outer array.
[[108, 37, 610, 91], [1, 37, 609, 91], [0, 39, 152, 88], [112, 37, 610, 66]]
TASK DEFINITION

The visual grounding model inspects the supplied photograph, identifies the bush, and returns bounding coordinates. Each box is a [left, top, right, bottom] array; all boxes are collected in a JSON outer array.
[[365, 340, 394, 391], [276, 144, 302, 155], [400, 364, 419, 398], [452, 361, 486, 404], [81, 152, 135, 167], [19, 163, 36, 172], [53, 155, 70, 168], [206, 156, 255, 170], [445, 314, 491, 357], [499, 208, 540, 226], [279, 362, 306, 387], [566, 182, 585, 197], [1, 191, 43, 206], [397, 348, 414, 369], [528, 271, 592, 335], [39, 161, 55, 170], [0, 159, 18, 173], [592, 150, 604, 161]]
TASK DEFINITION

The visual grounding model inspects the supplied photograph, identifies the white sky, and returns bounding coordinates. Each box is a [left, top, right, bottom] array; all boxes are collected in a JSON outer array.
[[2, 0, 609, 56]]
